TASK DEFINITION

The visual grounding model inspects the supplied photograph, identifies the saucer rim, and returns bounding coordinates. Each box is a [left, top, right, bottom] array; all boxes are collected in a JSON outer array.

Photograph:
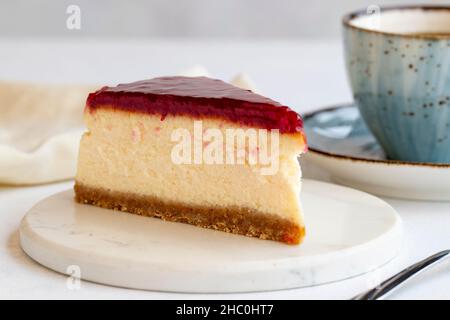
[[303, 104, 450, 169]]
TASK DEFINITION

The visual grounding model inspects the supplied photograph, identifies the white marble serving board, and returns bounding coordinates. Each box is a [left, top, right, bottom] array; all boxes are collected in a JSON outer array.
[[19, 179, 402, 293]]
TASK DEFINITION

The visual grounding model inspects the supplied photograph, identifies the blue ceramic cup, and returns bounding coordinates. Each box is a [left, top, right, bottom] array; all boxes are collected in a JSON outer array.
[[343, 6, 450, 163]]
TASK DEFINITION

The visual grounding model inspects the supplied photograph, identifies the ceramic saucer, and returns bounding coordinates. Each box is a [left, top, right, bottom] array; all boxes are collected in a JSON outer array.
[[302, 103, 450, 201]]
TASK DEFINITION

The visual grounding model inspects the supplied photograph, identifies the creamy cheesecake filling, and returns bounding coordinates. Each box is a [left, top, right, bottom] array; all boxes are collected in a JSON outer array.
[[76, 108, 305, 224]]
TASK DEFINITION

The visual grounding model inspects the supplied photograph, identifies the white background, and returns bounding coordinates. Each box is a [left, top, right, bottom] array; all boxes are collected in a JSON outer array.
[[1, 0, 449, 38]]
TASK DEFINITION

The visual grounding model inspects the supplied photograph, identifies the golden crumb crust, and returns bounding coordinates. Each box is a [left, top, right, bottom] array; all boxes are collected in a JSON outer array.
[[74, 182, 305, 245]]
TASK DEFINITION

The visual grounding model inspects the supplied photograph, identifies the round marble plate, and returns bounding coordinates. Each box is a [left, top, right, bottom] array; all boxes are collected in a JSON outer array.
[[19, 180, 402, 293], [302, 104, 450, 201]]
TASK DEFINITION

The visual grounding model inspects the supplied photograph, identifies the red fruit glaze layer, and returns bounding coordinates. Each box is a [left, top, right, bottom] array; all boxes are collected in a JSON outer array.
[[86, 76, 303, 134]]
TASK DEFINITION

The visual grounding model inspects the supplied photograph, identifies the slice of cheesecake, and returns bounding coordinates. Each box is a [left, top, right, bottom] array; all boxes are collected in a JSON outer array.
[[74, 76, 307, 244]]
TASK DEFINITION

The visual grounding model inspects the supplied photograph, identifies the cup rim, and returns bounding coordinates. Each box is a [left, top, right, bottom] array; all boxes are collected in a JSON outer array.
[[343, 5, 450, 40]]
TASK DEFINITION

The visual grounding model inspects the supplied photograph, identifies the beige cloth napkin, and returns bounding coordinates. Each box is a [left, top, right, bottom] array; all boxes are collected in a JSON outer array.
[[0, 70, 256, 185], [0, 81, 97, 185]]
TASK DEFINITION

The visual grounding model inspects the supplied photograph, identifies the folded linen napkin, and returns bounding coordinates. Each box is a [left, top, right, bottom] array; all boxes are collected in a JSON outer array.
[[0, 81, 96, 185], [0, 70, 256, 185]]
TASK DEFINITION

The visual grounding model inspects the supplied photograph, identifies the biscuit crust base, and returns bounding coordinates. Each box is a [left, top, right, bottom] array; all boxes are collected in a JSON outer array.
[[74, 183, 304, 245]]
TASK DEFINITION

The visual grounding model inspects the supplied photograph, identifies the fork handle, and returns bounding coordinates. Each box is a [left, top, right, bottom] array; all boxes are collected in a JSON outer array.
[[353, 250, 450, 300]]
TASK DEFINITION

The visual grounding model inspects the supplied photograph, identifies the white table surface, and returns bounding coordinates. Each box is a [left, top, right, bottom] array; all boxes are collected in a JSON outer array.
[[0, 38, 449, 300]]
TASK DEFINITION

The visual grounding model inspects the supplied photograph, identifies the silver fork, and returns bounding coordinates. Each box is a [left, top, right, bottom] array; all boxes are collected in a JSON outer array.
[[352, 250, 450, 300]]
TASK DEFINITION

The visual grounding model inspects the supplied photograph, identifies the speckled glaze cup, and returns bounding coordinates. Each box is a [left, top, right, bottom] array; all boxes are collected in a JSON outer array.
[[343, 6, 450, 163]]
